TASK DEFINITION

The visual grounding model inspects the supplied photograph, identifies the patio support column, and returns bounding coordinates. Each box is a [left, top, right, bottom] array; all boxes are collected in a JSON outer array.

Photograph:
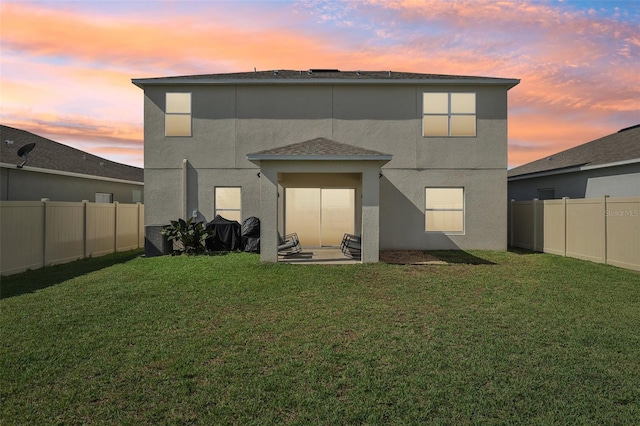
[[259, 167, 279, 262], [361, 167, 380, 263]]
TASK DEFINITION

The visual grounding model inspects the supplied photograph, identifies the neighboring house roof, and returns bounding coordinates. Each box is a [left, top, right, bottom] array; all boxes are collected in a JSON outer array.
[[508, 124, 640, 180], [247, 137, 392, 161], [0, 125, 143, 183], [133, 69, 519, 88]]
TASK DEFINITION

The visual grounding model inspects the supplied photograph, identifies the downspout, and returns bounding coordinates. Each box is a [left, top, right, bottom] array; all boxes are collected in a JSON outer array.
[[182, 159, 188, 219]]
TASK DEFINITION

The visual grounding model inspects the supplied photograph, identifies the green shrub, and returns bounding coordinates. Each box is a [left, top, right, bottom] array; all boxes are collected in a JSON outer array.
[[161, 218, 209, 255]]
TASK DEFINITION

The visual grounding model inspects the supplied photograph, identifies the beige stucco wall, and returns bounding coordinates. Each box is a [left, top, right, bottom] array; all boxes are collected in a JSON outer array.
[[143, 84, 508, 170], [380, 168, 508, 250], [142, 81, 512, 253]]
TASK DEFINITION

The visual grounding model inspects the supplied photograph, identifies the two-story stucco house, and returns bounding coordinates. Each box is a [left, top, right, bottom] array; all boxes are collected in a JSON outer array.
[[132, 69, 519, 262]]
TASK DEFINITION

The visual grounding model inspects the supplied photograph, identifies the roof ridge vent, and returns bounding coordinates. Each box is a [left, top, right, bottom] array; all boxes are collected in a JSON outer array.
[[308, 69, 340, 73]]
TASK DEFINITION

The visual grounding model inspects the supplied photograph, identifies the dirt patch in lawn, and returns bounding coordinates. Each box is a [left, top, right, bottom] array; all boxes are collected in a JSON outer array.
[[380, 250, 448, 265]]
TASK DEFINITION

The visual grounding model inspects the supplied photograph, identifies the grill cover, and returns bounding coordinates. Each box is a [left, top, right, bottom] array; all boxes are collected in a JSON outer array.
[[205, 215, 241, 252], [241, 216, 260, 253]]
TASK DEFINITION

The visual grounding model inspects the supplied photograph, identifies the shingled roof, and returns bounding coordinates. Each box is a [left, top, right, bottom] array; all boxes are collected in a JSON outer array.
[[0, 125, 143, 183], [508, 125, 640, 179], [247, 137, 392, 161], [133, 69, 519, 88]]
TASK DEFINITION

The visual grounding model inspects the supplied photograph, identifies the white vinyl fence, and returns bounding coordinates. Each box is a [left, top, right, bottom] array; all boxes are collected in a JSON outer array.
[[509, 196, 639, 272], [1, 199, 144, 276]]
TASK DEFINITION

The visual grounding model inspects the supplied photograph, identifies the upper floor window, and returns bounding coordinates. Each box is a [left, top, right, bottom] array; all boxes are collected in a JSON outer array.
[[423, 93, 476, 137], [165, 92, 191, 137]]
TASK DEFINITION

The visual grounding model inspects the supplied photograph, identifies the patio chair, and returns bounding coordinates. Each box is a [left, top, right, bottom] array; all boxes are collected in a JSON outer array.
[[278, 232, 302, 257], [340, 233, 361, 259]]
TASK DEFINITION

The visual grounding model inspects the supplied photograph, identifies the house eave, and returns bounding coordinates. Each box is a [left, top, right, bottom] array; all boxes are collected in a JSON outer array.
[[0, 162, 144, 186], [508, 157, 640, 181], [508, 166, 582, 181], [579, 157, 640, 171], [132, 77, 520, 89]]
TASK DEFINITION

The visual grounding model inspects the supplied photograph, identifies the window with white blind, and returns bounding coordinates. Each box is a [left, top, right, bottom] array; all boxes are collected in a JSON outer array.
[[425, 187, 464, 233], [214, 187, 241, 222], [165, 92, 192, 137]]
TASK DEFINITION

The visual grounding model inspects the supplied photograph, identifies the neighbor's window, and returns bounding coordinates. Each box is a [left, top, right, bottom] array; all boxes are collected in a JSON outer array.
[[95, 192, 113, 203], [537, 188, 555, 200], [425, 187, 464, 233], [165, 92, 192, 137], [215, 187, 241, 222], [423, 93, 476, 137]]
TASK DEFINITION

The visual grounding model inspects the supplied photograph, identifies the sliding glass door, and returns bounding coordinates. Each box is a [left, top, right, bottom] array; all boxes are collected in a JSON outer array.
[[285, 188, 355, 247]]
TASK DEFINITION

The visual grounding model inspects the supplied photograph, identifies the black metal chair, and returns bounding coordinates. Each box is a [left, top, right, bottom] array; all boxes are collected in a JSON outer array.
[[340, 233, 361, 259], [278, 232, 302, 257]]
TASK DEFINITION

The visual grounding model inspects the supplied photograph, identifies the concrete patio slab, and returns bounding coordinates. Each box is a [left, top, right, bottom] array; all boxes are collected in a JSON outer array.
[[278, 248, 360, 265]]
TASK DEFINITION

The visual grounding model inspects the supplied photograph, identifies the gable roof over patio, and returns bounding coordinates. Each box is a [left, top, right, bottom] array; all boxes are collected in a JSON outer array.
[[247, 137, 392, 162]]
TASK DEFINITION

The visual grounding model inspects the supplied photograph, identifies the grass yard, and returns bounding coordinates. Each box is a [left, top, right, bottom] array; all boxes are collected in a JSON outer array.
[[1, 250, 639, 424]]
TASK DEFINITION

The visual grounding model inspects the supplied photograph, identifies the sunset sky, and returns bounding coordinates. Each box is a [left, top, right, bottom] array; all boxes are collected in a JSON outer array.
[[1, 0, 638, 169]]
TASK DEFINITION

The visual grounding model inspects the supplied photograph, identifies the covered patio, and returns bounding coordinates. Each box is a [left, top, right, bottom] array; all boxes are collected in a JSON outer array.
[[247, 138, 391, 263]]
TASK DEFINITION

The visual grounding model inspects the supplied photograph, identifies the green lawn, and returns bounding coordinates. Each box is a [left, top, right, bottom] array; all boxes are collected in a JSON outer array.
[[1, 250, 639, 424]]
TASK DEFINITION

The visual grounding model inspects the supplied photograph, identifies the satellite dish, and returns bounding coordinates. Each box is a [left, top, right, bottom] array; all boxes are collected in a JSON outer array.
[[16, 143, 36, 168], [17, 143, 35, 157]]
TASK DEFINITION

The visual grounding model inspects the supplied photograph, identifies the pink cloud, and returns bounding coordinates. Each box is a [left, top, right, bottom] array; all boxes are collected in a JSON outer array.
[[507, 111, 618, 168], [1, 112, 143, 167], [0, 1, 637, 169], [360, 0, 639, 116], [0, 3, 348, 74]]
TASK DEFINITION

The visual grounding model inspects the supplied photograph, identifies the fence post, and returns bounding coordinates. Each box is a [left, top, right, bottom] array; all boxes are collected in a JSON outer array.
[[533, 198, 539, 252], [562, 197, 569, 257], [82, 200, 89, 258], [114, 201, 119, 253], [603, 195, 609, 265], [509, 199, 514, 247], [41, 198, 49, 266], [136, 202, 142, 249]]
